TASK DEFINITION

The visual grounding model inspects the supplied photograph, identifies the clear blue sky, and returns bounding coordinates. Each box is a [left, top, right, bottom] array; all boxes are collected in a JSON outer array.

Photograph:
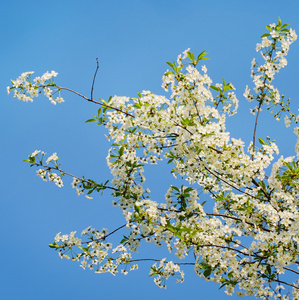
[[1, 1, 299, 299]]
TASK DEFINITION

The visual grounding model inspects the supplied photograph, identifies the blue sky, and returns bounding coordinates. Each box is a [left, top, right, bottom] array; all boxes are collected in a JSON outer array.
[[1, 1, 299, 299]]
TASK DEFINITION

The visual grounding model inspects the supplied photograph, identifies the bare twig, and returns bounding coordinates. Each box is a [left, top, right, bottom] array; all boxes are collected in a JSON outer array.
[[104, 224, 127, 239], [91, 58, 99, 100]]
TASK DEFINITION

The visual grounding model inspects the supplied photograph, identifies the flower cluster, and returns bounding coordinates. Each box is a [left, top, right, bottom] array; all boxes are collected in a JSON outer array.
[[150, 258, 184, 289], [7, 71, 64, 105], [71, 178, 85, 196], [25, 150, 64, 187], [50, 227, 139, 276], [25, 150, 109, 198], [243, 18, 298, 124]]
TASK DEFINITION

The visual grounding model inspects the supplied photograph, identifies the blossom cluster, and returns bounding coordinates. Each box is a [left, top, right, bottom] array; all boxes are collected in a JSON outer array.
[[26, 150, 100, 196], [150, 258, 184, 289], [50, 227, 139, 276], [26, 150, 64, 187], [7, 71, 64, 105], [243, 18, 298, 125]]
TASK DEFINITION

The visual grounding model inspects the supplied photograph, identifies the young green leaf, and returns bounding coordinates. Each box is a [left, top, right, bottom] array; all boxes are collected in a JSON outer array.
[[85, 119, 96, 123]]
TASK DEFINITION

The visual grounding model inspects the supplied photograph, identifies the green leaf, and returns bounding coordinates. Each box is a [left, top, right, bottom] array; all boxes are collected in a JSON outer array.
[[266, 265, 272, 275], [120, 235, 129, 244], [85, 119, 96, 123], [118, 146, 124, 156], [203, 268, 212, 277], [166, 62, 175, 69], [187, 51, 195, 61], [49, 242, 59, 249], [280, 24, 289, 29], [266, 25, 271, 31], [258, 138, 265, 145], [219, 282, 227, 290], [223, 84, 233, 92], [171, 186, 180, 192], [210, 85, 221, 92], [78, 246, 90, 252], [228, 271, 234, 279], [133, 103, 142, 108], [181, 117, 196, 126], [278, 17, 282, 27], [261, 33, 271, 38], [197, 50, 209, 61], [164, 71, 174, 76]]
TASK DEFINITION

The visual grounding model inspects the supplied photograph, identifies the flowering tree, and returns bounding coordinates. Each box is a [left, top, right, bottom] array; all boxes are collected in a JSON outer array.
[[8, 18, 299, 299]]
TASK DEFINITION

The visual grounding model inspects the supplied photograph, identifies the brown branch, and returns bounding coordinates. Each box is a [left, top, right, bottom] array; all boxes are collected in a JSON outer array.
[[283, 266, 299, 276], [103, 224, 127, 239], [44, 85, 135, 118], [268, 278, 299, 290]]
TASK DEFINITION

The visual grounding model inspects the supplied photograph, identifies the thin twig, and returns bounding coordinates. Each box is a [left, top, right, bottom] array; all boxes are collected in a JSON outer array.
[[283, 266, 299, 276], [57, 86, 134, 117], [104, 224, 127, 239], [91, 58, 99, 100], [252, 102, 262, 159]]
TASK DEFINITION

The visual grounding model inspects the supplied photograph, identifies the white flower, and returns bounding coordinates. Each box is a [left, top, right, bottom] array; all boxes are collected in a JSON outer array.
[[71, 178, 80, 188], [289, 28, 297, 41], [55, 96, 64, 103], [36, 169, 47, 181], [30, 150, 41, 157], [256, 43, 262, 51], [182, 48, 190, 59], [46, 152, 59, 164], [50, 70, 58, 77], [284, 115, 291, 128], [270, 30, 279, 38]]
